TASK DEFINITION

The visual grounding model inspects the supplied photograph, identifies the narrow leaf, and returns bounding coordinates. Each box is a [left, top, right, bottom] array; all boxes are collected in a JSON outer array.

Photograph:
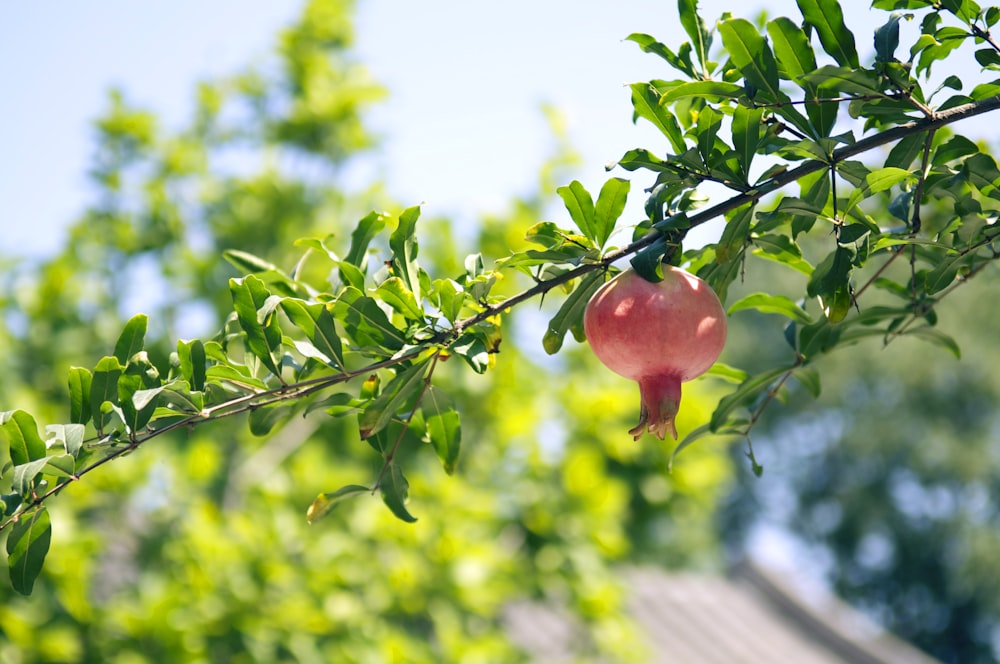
[[345, 211, 386, 268], [177, 339, 207, 393], [593, 178, 630, 248], [390, 206, 422, 300], [678, 0, 713, 73], [629, 83, 687, 153], [90, 356, 124, 433], [557, 180, 596, 242], [67, 367, 92, 426], [7, 506, 51, 595], [542, 271, 606, 354], [795, 0, 859, 67]]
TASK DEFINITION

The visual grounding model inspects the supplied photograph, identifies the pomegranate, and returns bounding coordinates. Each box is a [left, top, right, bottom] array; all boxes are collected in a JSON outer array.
[[584, 266, 727, 440]]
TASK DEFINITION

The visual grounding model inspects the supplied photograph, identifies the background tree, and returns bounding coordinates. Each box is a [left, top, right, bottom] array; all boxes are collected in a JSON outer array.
[[5, 0, 1000, 662]]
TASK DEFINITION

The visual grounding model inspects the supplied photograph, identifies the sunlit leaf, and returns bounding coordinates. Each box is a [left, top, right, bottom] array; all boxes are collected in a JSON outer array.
[[390, 206, 422, 300], [113, 314, 148, 366], [593, 178, 630, 248], [660, 81, 743, 103], [306, 485, 370, 524], [728, 293, 813, 324], [628, 83, 687, 153], [625, 33, 697, 79], [678, 0, 713, 74], [280, 299, 345, 370], [557, 180, 596, 243]]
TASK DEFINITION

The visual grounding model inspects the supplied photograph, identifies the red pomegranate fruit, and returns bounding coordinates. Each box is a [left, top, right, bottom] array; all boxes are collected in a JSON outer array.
[[584, 266, 727, 440]]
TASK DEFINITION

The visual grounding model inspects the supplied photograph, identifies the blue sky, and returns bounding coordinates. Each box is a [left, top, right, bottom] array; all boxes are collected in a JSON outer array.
[[2, 2, 987, 261], [1, 0, 752, 258]]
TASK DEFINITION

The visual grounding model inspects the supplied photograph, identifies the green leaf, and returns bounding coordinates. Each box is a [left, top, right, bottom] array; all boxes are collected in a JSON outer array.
[[358, 361, 428, 440], [557, 180, 596, 243], [113, 314, 148, 365], [799, 65, 883, 97], [705, 362, 749, 384], [345, 211, 386, 268], [845, 167, 915, 213], [625, 33, 697, 79], [678, 0, 713, 73], [542, 271, 606, 354], [768, 16, 817, 80], [795, 0, 859, 67], [12, 458, 49, 495], [751, 234, 814, 275], [732, 106, 764, 178], [962, 152, 1000, 201], [229, 275, 283, 377], [628, 83, 687, 153], [248, 404, 295, 436], [44, 454, 76, 479], [306, 485, 370, 524], [67, 367, 92, 426], [719, 19, 814, 138], [222, 249, 282, 275], [333, 287, 406, 352], [157, 382, 204, 414], [874, 13, 903, 63], [423, 386, 461, 475], [390, 206, 422, 301], [716, 205, 754, 264], [380, 463, 417, 523], [905, 327, 961, 358], [718, 19, 781, 100], [375, 277, 424, 321], [630, 237, 668, 282], [794, 367, 822, 397], [452, 332, 492, 374], [280, 299, 344, 370], [612, 148, 672, 173], [177, 339, 207, 392], [593, 178, 630, 248], [90, 356, 124, 434], [7, 506, 51, 595], [432, 279, 467, 324], [45, 424, 84, 459], [710, 365, 794, 431], [728, 293, 813, 324], [660, 81, 744, 103]]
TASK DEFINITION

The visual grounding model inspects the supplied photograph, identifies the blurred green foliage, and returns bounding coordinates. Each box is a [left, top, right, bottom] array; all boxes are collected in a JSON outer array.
[[0, 0, 731, 660]]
